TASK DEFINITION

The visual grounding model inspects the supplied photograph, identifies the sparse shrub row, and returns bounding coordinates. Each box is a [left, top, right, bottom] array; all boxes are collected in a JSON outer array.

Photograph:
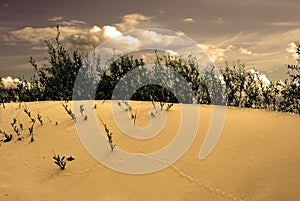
[[0, 28, 299, 114]]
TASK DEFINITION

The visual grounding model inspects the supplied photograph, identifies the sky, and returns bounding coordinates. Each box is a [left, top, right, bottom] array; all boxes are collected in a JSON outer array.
[[0, 0, 299, 82]]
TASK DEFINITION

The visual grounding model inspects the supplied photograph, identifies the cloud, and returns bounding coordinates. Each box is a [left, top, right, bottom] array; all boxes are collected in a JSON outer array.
[[183, 18, 195, 23], [211, 16, 224, 24], [90, 25, 101, 33], [3, 12, 297, 82], [239, 48, 258, 56], [1, 15, 92, 49], [101, 25, 139, 44], [60, 20, 86, 27], [128, 29, 199, 52], [90, 29, 188, 56], [249, 68, 271, 87], [48, 16, 65, 22], [140, 30, 162, 43], [198, 28, 300, 76], [66, 25, 140, 51], [115, 13, 152, 32], [286, 42, 299, 59], [66, 13, 153, 50], [156, 9, 165, 16], [30, 46, 48, 50], [201, 44, 234, 62], [166, 50, 178, 56], [101, 25, 122, 39], [48, 16, 86, 27], [0, 22, 87, 47], [267, 21, 300, 27], [1, 76, 20, 88], [1, 13, 154, 52], [1, 27, 58, 45]]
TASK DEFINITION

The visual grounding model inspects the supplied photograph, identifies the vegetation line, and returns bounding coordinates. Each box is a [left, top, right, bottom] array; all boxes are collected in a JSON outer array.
[[0, 27, 299, 115]]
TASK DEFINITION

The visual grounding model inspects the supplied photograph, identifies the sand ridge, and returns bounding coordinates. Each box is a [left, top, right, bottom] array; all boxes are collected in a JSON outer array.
[[1, 101, 300, 200]]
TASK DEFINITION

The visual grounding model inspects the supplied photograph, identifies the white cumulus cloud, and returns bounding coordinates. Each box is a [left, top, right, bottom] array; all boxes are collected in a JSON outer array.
[[183, 18, 195, 23], [202, 45, 235, 62], [239, 48, 258, 56], [1, 76, 21, 88], [286, 42, 299, 59], [90, 25, 101, 33], [249, 68, 271, 87], [115, 13, 152, 32]]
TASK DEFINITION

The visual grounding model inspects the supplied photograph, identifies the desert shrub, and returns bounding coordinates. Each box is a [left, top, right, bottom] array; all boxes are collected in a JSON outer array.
[[29, 26, 83, 101], [72, 49, 104, 100], [53, 153, 67, 170], [0, 83, 17, 103], [221, 61, 247, 107], [281, 42, 300, 114], [96, 53, 211, 104], [95, 55, 144, 100]]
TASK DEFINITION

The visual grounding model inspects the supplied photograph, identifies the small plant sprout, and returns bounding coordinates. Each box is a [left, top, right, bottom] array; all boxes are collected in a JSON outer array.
[[117, 101, 137, 124], [128, 106, 137, 125], [28, 122, 35, 142], [83, 115, 88, 121], [23, 105, 31, 118], [128, 105, 133, 116], [19, 122, 23, 131], [37, 113, 43, 125], [117, 101, 121, 109], [166, 103, 174, 111], [117, 101, 128, 111], [79, 104, 84, 117], [159, 102, 165, 110], [151, 99, 156, 109], [93, 104, 97, 109], [124, 101, 131, 110], [106, 126, 116, 151], [150, 109, 158, 118], [62, 104, 76, 123], [150, 97, 162, 117], [53, 152, 67, 170], [11, 118, 22, 140], [150, 100, 159, 118], [150, 111, 154, 118], [0, 130, 12, 142], [79, 104, 88, 120], [98, 116, 116, 151], [23, 105, 35, 123], [11, 118, 18, 132], [72, 114, 76, 123], [133, 109, 137, 125]]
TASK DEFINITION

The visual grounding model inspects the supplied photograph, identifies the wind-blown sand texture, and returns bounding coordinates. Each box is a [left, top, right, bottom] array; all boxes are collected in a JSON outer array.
[[1, 101, 300, 201]]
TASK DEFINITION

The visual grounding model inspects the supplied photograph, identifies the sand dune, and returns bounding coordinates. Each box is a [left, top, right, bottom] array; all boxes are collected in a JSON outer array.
[[0, 101, 300, 201]]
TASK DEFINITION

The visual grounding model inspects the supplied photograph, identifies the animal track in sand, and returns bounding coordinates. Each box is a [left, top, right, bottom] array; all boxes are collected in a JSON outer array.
[[20, 139, 244, 200], [142, 155, 245, 201]]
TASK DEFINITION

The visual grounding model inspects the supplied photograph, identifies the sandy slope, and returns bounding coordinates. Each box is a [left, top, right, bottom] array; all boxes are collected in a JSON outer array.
[[0, 101, 300, 201]]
